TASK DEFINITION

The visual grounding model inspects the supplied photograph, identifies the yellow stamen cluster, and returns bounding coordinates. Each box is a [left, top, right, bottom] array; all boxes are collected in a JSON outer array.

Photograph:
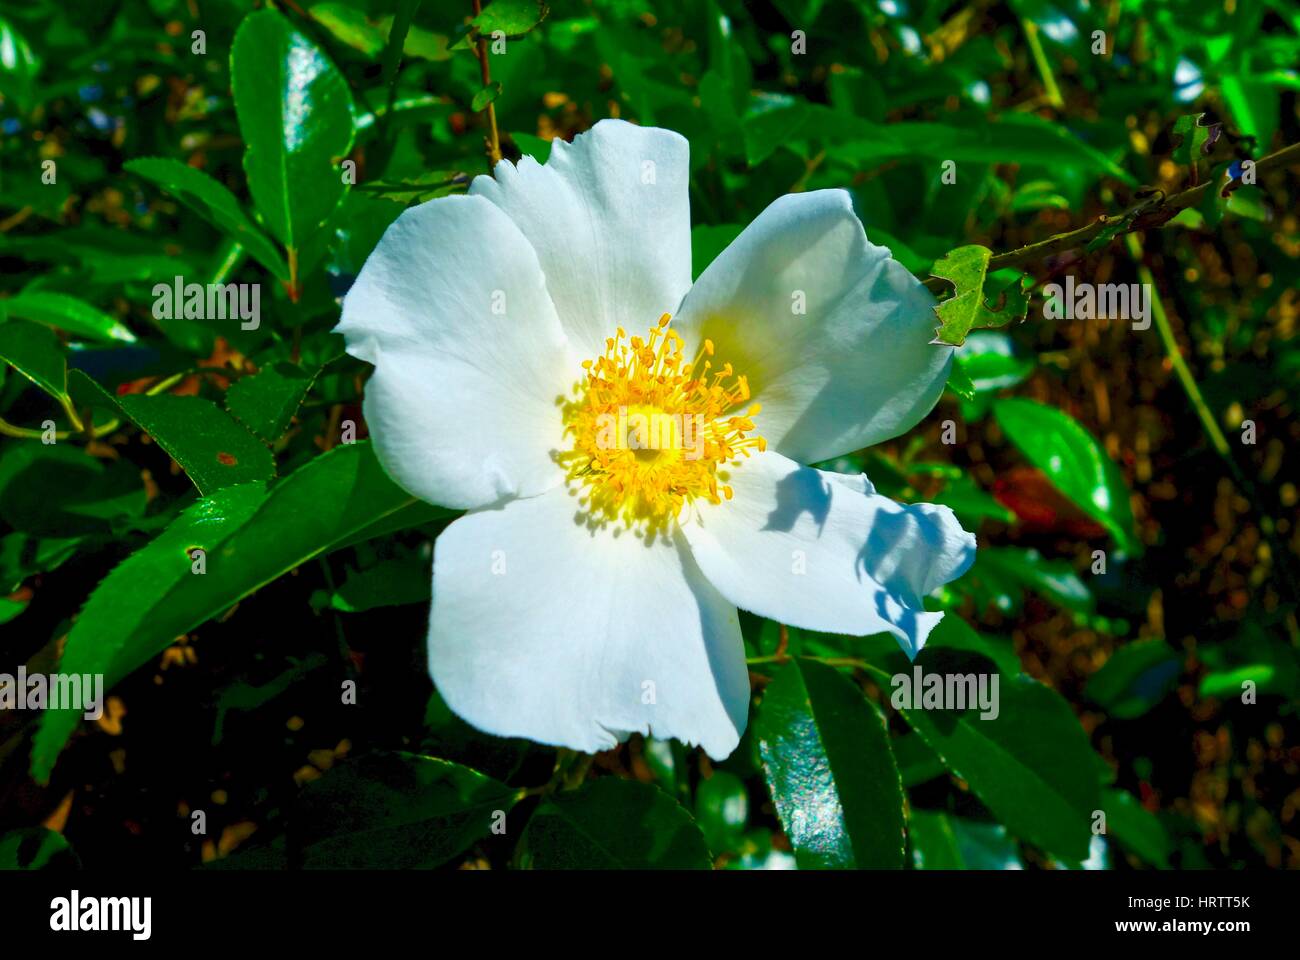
[[558, 313, 765, 535]]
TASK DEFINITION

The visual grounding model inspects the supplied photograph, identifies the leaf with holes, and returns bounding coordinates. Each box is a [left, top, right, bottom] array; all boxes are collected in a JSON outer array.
[[929, 246, 1031, 347]]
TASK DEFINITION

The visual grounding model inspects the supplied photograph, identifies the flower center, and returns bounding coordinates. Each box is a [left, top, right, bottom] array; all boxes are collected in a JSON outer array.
[[559, 313, 765, 534]]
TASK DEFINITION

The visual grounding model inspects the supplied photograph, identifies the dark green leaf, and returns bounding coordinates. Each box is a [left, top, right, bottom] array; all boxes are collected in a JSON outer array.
[[518, 778, 711, 869], [0, 827, 76, 870], [1103, 788, 1172, 867], [879, 664, 1101, 861], [756, 658, 905, 869], [1085, 639, 1181, 719], [225, 360, 325, 444], [694, 770, 749, 855], [909, 811, 1023, 869], [320, 557, 430, 613], [231, 9, 356, 258], [71, 371, 274, 494], [296, 752, 515, 868], [31, 441, 439, 782], [0, 319, 67, 402], [471, 80, 502, 112], [124, 157, 289, 282]]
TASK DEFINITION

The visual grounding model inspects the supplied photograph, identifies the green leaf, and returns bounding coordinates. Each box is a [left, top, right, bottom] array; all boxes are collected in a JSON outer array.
[[920, 614, 1021, 677], [946, 360, 976, 400], [1, 291, 135, 344], [0, 443, 145, 537], [755, 657, 905, 868], [968, 546, 1094, 614], [0, 16, 40, 112], [70, 371, 274, 495], [471, 80, 502, 112], [518, 778, 711, 869], [929, 246, 1031, 347], [930, 474, 1016, 526], [510, 131, 552, 163], [310, 3, 388, 57], [124, 158, 290, 282], [319, 557, 430, 613], [954, 332, 1035, 395], [909, 811, 1023, 869], [0, 319, 67, 402], [1085, 639, 1181, 719], [1103, 788, 1171, 867], [992, 397, 1138, 553], [31, 441, 444, 782], [691, 223, 744, 280], [295, 752, 515, 868], [231, 9, 356, 259], [225, 360, 325, 444], [878, 662, 1101, 861], [1171, 112, 1220, 166], [694, 770, 749, 855], [0, 827, 75, 870], [452, 0, 549, 49]]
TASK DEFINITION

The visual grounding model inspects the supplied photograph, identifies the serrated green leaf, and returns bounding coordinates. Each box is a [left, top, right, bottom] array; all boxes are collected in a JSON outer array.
[[296, 752, 515, 868], [518, 778, 711, 869], [231, 9, 356, 261], [321, 557, 430, 613], [31, 441, 444, 782], [1, 291, 135, 344], [124, 157, 289, 282], [70, 371, 274, 494], [992, 397, 1138, 553], [930, 246, 1031, 347], [225, 360, 324, 444], [756, 657, 905, 869]]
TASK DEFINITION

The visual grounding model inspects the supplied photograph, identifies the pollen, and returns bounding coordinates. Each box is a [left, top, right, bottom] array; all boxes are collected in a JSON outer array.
[[558, 313, 765, 535]]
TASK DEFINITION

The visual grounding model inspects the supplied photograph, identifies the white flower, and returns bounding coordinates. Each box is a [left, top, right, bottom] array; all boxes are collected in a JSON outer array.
[[335, 120, 975, 760]]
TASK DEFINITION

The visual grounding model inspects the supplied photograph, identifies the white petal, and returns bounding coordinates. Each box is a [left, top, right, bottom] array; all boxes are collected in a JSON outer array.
[[429, 485, 750, 759], [675, 189, 950, 464], [335, 194, 574, 509], [470, 119, 692, 357], [680, 449, 976, 659]]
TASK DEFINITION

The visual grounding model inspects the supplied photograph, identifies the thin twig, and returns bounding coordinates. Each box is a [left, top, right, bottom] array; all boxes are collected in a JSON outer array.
[[922, 139, 1300, 293], [471, 0, 502, 169]]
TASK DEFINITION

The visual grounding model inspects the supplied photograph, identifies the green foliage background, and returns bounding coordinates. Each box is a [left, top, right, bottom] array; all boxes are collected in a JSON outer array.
[[0, 0, 1297, 870]]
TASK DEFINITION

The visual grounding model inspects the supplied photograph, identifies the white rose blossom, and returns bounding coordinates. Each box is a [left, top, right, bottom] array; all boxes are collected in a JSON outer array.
[[335, 119, 976, 760]]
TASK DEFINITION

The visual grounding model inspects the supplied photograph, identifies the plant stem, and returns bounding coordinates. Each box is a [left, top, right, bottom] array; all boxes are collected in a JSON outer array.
[[923, 139, 1300, 293], [1021, 18, 1064, 109], [471, 0, 502, 169], [1124, 234, 1230, 457]]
